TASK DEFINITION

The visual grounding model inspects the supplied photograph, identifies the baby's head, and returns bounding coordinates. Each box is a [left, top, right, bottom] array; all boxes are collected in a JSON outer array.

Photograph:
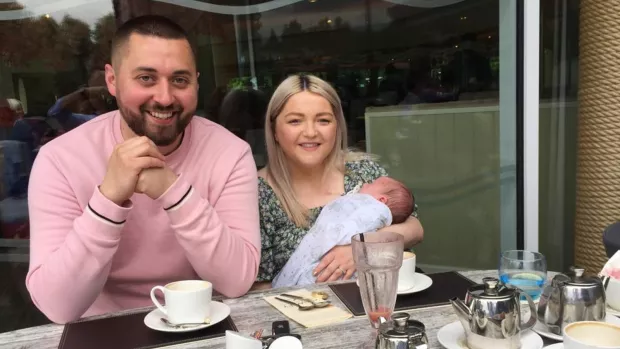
[[359, 176, 414, 224]]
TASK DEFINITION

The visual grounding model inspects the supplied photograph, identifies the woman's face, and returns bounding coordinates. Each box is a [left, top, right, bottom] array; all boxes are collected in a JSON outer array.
[[274, 91, 338, 170]]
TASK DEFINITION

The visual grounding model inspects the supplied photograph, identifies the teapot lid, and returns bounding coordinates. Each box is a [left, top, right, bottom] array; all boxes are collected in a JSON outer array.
[[553, 267, 600, 287], [469, 277, 516, 300], [379, 313, 425, 340]]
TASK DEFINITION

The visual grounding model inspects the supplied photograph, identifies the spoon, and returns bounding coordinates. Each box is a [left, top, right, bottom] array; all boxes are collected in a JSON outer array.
[[275, 296, 315, 311], [160, 318, 210, 328], [280, 293, 331, 308]]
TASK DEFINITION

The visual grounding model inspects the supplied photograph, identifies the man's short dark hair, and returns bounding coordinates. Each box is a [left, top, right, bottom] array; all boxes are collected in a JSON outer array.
[[111, 15, 196, 66]]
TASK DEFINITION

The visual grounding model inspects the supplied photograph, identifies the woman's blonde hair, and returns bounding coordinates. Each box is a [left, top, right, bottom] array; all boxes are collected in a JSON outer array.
[[264, 74, 370, 227]]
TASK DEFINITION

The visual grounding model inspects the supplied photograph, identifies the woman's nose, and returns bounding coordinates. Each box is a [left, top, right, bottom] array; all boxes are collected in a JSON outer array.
[[302, 121, 318, 137]]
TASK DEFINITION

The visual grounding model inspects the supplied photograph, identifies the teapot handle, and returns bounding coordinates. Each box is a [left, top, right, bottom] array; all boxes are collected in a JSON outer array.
[[518, 290, 537, 331]]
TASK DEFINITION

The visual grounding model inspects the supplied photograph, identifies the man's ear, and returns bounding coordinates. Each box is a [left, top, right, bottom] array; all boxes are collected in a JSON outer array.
[[378, 195, 388, 204], [104, 64, 117, 97]]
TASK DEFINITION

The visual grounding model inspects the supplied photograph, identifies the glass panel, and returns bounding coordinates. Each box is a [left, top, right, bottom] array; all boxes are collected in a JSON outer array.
[[154, 0, 518, 271], [0, 0, 117, 332], [538, 0, 580, 272], [0, 0, 521, 332]]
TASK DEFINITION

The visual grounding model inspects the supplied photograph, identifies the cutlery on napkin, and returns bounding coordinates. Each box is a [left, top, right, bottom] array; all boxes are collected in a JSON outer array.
[[263, 289, 352, 328]]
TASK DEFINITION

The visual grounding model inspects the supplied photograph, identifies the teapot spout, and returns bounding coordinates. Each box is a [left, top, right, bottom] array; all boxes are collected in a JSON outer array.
[[450, 297, 472, 326]]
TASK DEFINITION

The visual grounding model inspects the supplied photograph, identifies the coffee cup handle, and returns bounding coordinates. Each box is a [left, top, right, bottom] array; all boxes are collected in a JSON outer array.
[[150, 286, 167, 316]]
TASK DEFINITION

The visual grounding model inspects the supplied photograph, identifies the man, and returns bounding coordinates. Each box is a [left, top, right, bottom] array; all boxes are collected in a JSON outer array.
[[26, 15, 260, 324]]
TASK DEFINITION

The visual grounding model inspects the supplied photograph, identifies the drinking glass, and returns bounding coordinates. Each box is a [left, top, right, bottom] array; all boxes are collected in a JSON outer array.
[[352, 231, 404, 329], [499, 250, 547, 300]]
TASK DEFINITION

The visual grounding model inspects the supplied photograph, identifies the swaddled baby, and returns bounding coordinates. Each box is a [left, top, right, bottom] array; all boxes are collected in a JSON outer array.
[[272, 176, 414, 288]]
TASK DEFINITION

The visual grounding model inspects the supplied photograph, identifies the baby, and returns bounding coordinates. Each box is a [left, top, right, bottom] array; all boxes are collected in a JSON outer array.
[[272, 176, 414, 288]]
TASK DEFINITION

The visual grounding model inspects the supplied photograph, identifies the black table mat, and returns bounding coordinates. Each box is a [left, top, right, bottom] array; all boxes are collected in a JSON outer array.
[[58, 309, 237, 349], [329, 271, 475, 316]]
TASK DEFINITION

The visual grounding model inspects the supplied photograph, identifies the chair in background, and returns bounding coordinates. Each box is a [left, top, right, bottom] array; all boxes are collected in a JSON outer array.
[[603, 222, 620, 258]]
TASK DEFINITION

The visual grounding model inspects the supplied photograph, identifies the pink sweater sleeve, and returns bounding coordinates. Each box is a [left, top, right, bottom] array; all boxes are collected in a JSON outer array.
[[26, 148, 131, 324], [155, 145, 260, 298]]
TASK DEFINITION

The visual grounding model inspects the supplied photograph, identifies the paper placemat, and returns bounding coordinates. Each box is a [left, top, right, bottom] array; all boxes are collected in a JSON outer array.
[[58, 309, 237, 349], [328, 271, 475, 316], [264, 289, 353, 328]]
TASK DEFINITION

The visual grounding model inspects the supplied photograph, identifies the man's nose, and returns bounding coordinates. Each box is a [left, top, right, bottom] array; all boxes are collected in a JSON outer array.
[[152, 81, 175, 106]]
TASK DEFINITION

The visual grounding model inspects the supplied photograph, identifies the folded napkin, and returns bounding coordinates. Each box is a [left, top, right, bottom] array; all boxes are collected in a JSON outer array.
[[264, 289, 352, 328], [599, 251, 620, 279]]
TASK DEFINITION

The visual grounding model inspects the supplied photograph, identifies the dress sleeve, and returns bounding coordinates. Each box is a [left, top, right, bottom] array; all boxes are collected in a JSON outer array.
[[256, 180, 276, 282]]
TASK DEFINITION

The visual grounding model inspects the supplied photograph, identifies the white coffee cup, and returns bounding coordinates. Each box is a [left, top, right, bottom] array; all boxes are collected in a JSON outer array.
[[398, 251, 416, 292], [150, 280, 212, 324], [604, 277, 620, 311], [563, 321, 620, 349]]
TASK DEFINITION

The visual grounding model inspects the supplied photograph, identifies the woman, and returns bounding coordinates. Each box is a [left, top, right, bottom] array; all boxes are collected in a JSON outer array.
[[256, 74, 423, 287]]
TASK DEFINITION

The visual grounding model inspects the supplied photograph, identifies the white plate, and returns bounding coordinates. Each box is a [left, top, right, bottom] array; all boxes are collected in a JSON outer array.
[[144, 301, 230, 333], [355, 273, 433, 295], [397, 273, 433, 295], [608, 305, 620, 317], [437, 321, 543, 349], [532, 314, 620, 341], [544, 344, 563, 349]]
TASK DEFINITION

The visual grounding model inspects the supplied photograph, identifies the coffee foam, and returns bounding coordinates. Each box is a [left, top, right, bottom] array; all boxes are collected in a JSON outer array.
[[166, 280, 211, 292], [565, 322, 620, 346], [403, 251, 416, 259]]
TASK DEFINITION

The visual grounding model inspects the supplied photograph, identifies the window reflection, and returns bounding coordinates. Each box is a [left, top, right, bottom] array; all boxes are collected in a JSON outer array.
[[0, 0, 512, 332]]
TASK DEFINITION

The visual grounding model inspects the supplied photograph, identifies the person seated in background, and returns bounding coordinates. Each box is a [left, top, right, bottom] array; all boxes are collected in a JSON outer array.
[[272, 176, 414, 288], [26, 15, 260, 324], [47, 70, 116, 131]]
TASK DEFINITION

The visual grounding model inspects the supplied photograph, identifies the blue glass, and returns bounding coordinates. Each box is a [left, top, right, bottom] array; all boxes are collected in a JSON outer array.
[[499, 250, 547, 300]]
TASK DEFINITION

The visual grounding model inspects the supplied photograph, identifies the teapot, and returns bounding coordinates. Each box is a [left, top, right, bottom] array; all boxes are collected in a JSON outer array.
[[450, 277, 536, 349], [375, 312, 428, 349], [537, 267, 606, 335]]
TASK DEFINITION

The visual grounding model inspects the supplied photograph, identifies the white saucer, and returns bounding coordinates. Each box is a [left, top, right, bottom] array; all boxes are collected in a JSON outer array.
[[532, 314, 620, 341], [437, 321, 543, 349], [544, 344, 563, 349], [355, 273, 433, 295], [607, 305, 620, 317], [397, 273, 433, 295], [144, 301, 230, 333]]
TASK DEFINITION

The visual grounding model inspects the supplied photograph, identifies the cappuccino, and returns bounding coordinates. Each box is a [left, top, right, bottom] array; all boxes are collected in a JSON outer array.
[[403, 251, 416, 259], [564, 321, 620, 349]]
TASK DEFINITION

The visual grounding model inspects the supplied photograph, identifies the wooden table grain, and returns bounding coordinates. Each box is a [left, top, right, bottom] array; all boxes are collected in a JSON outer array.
[[0, 270, 557, 349]]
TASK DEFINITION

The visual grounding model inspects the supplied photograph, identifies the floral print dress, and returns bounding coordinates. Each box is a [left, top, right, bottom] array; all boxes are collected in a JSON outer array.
[[256, 159, 419, 282]]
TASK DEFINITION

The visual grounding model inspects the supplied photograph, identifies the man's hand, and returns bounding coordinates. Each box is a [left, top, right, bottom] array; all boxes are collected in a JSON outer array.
[[135, 167, 178, 200], [313, 245, 356, 283], [99, 137, 166, 206]]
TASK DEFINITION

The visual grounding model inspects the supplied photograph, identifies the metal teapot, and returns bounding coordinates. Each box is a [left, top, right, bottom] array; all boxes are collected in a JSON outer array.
[[450, 277, 536, 349], [537, 267, 606, 335], [375, 313, 428, 349]]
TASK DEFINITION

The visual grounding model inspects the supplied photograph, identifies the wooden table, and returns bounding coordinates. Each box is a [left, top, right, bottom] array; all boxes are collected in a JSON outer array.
[[0, 270, 557, 349]]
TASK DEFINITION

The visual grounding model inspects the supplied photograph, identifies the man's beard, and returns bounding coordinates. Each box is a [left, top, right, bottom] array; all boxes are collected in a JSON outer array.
[[119, 101, 193, 147]]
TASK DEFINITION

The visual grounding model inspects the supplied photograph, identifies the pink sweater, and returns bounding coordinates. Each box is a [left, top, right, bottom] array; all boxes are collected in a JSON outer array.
[[26, 111, 260, 324]]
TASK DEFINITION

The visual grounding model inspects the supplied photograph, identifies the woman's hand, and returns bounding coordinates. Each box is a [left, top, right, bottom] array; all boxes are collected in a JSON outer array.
[[313, 245, 356, 283]]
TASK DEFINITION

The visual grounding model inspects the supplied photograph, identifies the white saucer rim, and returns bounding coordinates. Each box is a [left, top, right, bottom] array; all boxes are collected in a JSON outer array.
[[143, 300, 230, 333], [397, 273, 433, 295], [543, 344, 563, 349], [607, 305, 620, 317], [437, 320, 543, 349], [532, 314, 620, 341]]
